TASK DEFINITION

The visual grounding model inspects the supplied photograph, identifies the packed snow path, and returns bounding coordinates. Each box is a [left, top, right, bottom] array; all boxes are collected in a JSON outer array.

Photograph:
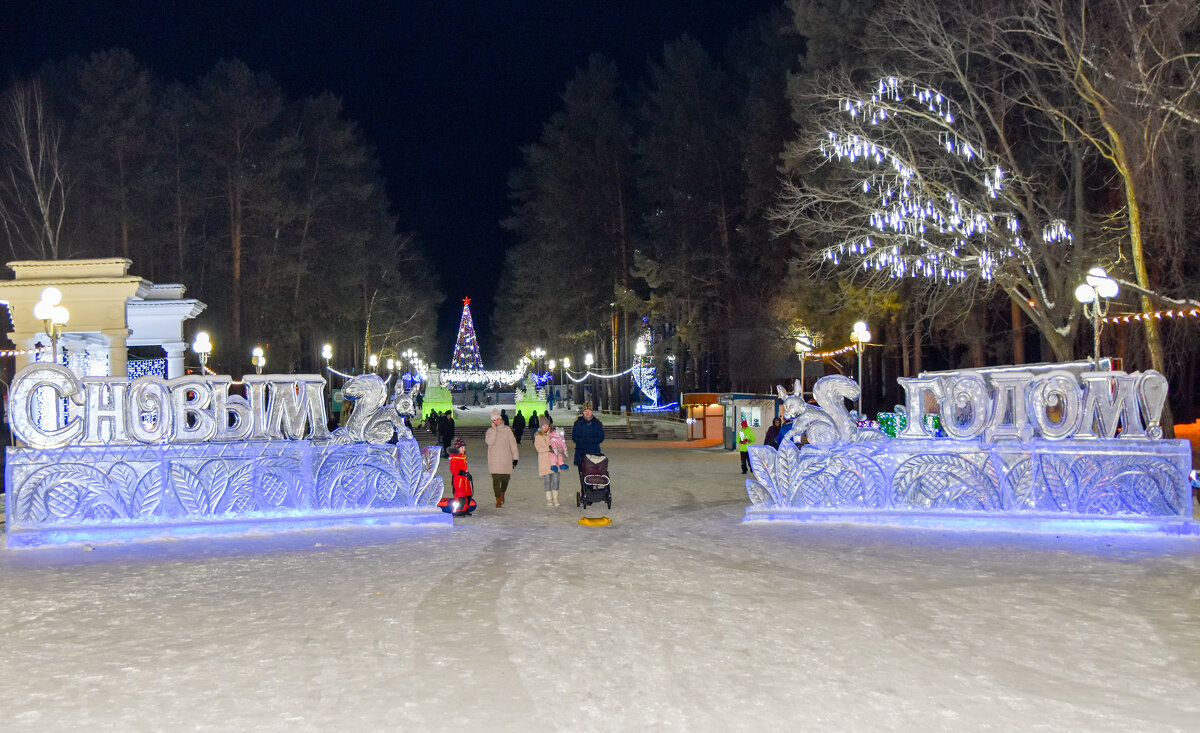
[[2, 439, 1199, 731]]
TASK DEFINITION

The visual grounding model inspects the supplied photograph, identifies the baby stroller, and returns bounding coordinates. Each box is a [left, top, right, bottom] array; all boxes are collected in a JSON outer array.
[[576, 453, 612, 509]]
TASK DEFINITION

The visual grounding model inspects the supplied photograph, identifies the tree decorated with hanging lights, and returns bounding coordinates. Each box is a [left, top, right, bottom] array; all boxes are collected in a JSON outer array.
[[776, 68, 1115, 361], [631, 318, 658, 406], [450, 297, 484, 371]]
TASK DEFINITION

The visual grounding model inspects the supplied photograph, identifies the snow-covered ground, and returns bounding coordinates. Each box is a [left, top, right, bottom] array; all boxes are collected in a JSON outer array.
[[3, 437, 1199, 732]]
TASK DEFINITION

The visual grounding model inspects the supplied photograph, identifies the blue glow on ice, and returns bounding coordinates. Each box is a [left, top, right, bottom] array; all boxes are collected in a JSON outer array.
[[744, 437, 1197, 536], [5, 438, 451, 548]]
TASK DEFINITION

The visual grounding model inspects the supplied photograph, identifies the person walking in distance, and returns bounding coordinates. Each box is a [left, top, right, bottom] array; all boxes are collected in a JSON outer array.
[[737, 420, 755, 474], [763, 417, 782, 449], [486, 408, 519, 508], [512, 409, 526, 444], [571, 405, 604, 493], [440, 410, 455, 459]]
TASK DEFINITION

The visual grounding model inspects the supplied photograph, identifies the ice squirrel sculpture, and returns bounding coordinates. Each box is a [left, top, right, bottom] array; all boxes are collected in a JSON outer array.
[[332, 374, 418, 444], [776, 375, 884, 445]]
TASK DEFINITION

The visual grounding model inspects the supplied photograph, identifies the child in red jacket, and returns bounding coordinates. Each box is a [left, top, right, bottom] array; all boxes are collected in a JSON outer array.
[[448, 437, 475, 516]]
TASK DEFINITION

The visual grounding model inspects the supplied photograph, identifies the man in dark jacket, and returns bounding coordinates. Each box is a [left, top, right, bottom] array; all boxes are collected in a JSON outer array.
[[571, 405, 604, 491], [512, 410, 526, 444], [440, 410, 456, 458]]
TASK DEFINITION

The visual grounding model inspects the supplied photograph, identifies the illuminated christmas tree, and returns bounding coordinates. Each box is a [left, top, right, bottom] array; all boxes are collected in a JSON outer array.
[[450, 297, 484, 370]]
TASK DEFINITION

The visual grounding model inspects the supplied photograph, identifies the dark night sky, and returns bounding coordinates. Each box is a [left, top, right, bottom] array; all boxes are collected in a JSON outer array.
[[1, 1, 780, 361]]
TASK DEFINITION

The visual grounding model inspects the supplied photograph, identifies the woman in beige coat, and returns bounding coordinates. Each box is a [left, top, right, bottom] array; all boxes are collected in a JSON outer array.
[[485, 409, 520, 507]]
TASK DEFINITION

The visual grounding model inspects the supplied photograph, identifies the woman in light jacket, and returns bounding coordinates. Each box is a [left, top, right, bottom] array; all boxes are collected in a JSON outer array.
[[485, 409, 520, 508]]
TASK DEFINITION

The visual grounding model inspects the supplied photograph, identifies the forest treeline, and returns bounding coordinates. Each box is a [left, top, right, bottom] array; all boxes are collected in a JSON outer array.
[[494, 0, 1200, 419], [0, 50, 441, 374]]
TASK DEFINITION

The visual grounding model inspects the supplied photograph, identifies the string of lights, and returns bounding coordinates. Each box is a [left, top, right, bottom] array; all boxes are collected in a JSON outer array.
[[1101, 308, 1200, 325], [563, 366, 636, 383], [819, 76, 1065, 288], [801, 344, 862, 359], [0, 347, 46, 358], [327, 365, 357, 379]]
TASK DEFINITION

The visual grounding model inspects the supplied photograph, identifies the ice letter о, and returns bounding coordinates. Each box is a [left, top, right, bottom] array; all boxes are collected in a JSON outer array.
[[1028, 370, 1082, 440], [937, 372, 988, 439]]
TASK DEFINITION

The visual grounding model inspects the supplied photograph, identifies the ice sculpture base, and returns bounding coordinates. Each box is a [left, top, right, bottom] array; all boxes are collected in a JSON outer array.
[[745, 508, 1199, 536], [744, 437, 1197, 537], [5, 509, 451, 549], [5, 438, 450, 548]]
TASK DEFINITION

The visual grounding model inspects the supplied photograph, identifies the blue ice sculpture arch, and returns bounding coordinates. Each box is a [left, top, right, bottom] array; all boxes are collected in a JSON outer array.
[[4, 365, 449, 547], [744, 371, 1197, 535]]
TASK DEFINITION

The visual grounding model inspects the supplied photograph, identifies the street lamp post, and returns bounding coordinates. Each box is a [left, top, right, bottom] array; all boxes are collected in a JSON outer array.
[[192, 332, 213, 372], [369, 353, 379, 372], [561, 357, 570, 406], [321, 343, 334, 418], [401, 349, 421, 393], [1074, 266, 1120, 367], [33, 287, 69, 364], [251, 346, 265, 375], [850, 321, 872, 416], [584, 352, 594, 409], [795, 330, 814, 397]]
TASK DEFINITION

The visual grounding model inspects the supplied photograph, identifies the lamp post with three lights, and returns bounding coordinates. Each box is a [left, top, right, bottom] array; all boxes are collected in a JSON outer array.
[[33, 287, 69, 364], [1074, 266, 1120, 367], [850, 321, 872, 416]]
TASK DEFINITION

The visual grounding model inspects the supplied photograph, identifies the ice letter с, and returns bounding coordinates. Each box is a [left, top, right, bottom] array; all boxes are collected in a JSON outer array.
[[8, 364, 82, 449]]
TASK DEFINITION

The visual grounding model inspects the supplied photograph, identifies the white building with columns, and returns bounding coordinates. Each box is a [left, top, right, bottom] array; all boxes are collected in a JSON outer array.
[[0, 258, 205, 379]]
